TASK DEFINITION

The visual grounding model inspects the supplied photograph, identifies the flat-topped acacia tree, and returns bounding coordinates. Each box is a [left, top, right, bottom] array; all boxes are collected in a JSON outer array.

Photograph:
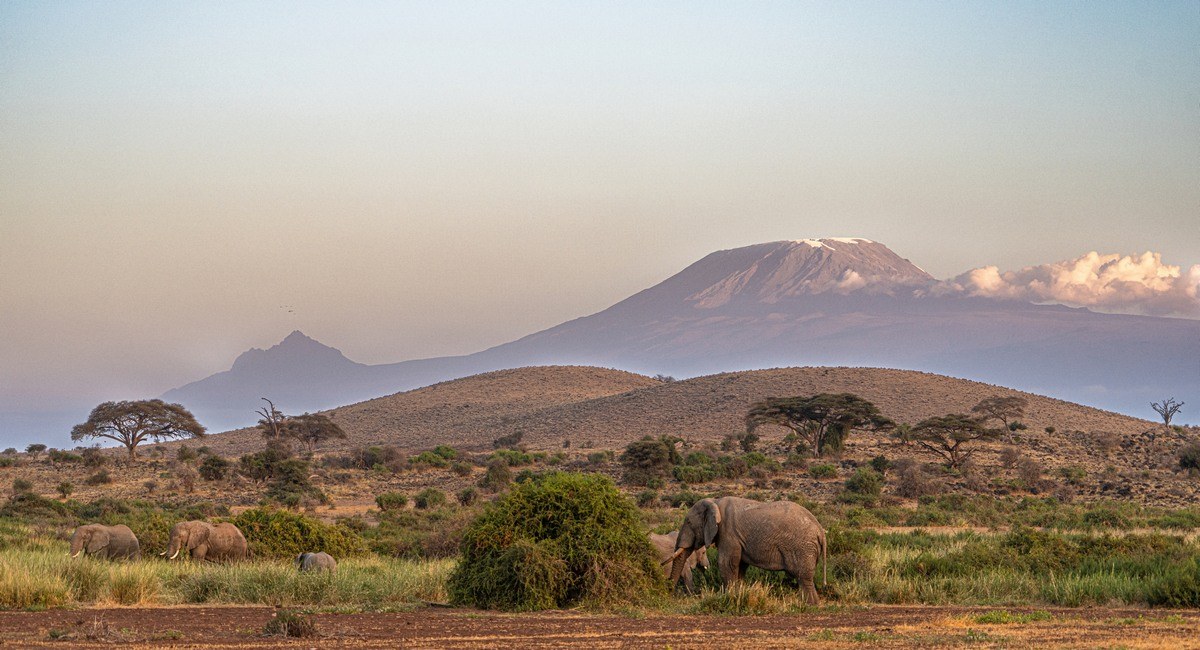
[[746, 393, 893, 457], [71, 399, 205, 460]]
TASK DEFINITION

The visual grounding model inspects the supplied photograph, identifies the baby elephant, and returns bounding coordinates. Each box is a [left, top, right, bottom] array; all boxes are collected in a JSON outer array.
[[651, 531, 707, 593], [296, 551, 337, 573]]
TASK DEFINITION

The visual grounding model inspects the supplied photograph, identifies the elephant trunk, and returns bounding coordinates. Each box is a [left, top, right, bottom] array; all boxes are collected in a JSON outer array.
[[68, 533, 85, 558], [667, 549, 690, 586]]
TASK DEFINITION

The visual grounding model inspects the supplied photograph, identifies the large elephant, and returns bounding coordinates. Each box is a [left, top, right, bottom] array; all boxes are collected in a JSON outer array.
[[650, 531, 707, 593], [296, 552, 337, 573], [69, 524, 140, 560], [666, 497, 826, 604], [162, 521, 249, 562]]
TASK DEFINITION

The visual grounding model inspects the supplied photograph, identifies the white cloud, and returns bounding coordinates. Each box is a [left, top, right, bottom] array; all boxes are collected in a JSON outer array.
[[941, 251, 1200, 317]]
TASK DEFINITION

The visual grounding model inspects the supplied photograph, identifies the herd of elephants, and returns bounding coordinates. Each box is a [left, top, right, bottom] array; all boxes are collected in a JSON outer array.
[[68, 495, 828, 603]]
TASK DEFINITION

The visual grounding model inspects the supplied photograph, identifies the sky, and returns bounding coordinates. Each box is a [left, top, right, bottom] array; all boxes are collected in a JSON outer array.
[[1, 1, 1198, 443]]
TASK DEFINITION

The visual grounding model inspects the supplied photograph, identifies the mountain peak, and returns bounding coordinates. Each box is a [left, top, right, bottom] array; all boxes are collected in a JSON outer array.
[[655, 239, 935, 309], [230, 331, 356, 373]]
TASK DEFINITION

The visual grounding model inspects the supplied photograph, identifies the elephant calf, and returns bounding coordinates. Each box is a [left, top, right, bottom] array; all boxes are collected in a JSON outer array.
[[69, 524, 140, 560], [296, 551, 337, 573], [650, 532, 707, 593]]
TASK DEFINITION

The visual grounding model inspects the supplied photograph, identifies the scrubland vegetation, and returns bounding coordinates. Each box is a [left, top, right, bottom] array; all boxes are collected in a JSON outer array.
[[3, 388, 1200, 616]]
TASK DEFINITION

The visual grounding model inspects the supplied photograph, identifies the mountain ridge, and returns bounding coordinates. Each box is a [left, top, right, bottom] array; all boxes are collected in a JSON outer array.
[[162, 239, 1200, 431]]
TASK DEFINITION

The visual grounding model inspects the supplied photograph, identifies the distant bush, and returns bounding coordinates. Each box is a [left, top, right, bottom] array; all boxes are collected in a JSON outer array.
[[176, 445, 199, 463], [375, 492, 408, 512], [457, 487, 479, 507], [809, 464, 838, 479], [492, 431, 524, 449], [47, 449, 81, 465], [844, 468, 883, 496], [491, 449, 533, 467], [231, 507, 366, 559], [451, 461, 474, 477], [1179, 443, 1200, 471], [80, 447, 106, 468], [265, 459, 325, 505], [11, 478, 33, 495], [479, 459, 513, 492], [620, 436, 680, 486], [84, 470, 112, 486], [448, 472, 664, 611], [198, 455, 231, 481], [409, 451, 450, 468], [56, 482, 73, 499], [414, 488, 446, 510]]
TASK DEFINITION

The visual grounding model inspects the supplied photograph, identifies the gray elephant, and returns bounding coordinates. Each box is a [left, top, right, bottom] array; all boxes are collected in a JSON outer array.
[[666, 497, 827, 604], [650, 531, 707, 593], [69, 524, 140, 560], [162, 521, 249, 562], [296, 551, 337, 573]]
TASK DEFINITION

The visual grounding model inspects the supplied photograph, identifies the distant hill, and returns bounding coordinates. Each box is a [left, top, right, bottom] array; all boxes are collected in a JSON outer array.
[[164, 239, 1200, 430], [195, 364, 1153, 454]]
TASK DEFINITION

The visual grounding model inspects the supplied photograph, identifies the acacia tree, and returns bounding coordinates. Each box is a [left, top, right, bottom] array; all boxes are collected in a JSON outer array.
[[282, 413, 347, 453], [71, 400, 205, 460], [1151, 398, 1184, 428], [971, 395, 1028, 441], [911, 413, 1000, 469], [746, 393, 893, 457], [256, 398, 286, 440]]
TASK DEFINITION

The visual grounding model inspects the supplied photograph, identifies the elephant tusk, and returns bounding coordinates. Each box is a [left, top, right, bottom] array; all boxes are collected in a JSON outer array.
[[662, 547, 687, 566], [169, 549, 180, 560], [70, 551, 80, 558]]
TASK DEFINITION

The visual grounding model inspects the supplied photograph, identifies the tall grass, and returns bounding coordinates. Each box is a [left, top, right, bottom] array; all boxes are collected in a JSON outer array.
[[0, 525, 452, 611]]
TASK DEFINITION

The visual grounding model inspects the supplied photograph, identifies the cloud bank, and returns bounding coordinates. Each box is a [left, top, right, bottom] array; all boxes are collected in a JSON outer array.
[[941, 251, 1200, 318]]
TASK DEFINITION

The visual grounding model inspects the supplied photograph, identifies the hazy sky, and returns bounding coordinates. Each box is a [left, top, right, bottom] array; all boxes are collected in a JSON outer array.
[[2, 2, 1198, 426]]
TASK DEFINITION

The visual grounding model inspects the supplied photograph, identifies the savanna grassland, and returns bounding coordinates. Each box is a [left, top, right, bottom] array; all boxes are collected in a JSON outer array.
[[2, 366, 1200, 647]]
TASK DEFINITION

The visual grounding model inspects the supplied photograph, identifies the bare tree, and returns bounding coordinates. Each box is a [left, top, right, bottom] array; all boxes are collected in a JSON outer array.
[[1151, 398, 1184, 428], [256, 398, 286, 440]]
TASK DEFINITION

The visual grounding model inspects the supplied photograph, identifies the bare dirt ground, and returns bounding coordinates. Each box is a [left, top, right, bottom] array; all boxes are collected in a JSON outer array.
[[2, 606, 1198, 649]]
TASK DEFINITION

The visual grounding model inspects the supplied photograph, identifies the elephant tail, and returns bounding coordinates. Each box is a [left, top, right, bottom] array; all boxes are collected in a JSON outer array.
[[821, 530, 828, 586]]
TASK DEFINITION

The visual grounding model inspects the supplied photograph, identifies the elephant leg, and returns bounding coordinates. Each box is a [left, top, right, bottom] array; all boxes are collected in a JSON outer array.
[[682, 569, 695, 594], [785, 553, 819, 605], [194, 544, 209, 561], [718, 547, 742, 587]]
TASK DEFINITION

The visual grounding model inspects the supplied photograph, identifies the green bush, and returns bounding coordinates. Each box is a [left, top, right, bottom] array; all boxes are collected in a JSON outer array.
[[448, 471, 665, 611], [375, 492, 408, 512], [478, 459, 513, 492], [409, 451, 450, 468], [491, 449, 533, 467], [457, 487, 479, 507], [414, 488, 447, 510], [11, 478, 32, 494], [844, 468, 883, 496], [1179, 443, 1200, 471], [809, 464, 838, 479], [231, 507, 366, 559], [198, 455, 231, 481]]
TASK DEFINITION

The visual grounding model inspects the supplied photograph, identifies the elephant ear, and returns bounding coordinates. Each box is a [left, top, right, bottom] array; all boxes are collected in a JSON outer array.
[[86, 529, 110, 553], [701, 499, 721, 547]]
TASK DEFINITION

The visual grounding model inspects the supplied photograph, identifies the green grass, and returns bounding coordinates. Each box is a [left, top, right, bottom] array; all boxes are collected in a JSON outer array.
[[0, 524, 451, 611]]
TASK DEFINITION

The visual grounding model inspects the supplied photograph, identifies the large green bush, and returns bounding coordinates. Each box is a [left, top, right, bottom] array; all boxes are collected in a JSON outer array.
[[231, 507, 366, 559], [448, 472, 665, 611]]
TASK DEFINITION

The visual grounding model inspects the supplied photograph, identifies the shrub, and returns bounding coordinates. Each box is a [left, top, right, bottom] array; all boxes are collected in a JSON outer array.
[[414, 488, 446, 510], [231, 507, 366, 559], [448, 472, 665, 610], [263, 610, 318, 638], [0, 457, 16, 468], [587, 451, 612, 466], [1179, 443, 1200, 471], [265, 459, 323, 505], [410, 451, 450, 468], [11, 478, 33, 495], [25, 444, 46, 459], [85, 470, 112, 486], [451, 461, 474, 477], [176, 445, 199, 463], [432, 445, 459, 460], [620, 436, 679, 486], [869, 455, 890, 474], [47, 449, 81, 464], [479, 459, 513, 492], [809, 464, 837, 479], [198, 455, 231, 481], [457, 487, 479, 506], [56, 482, 73, 499], [844, 468, 883, 496], [893, 459, 938, 499], [80, 447, 106, 468], [491, 449, 533, 467], [375, 492, 408, 512], [635, 490, 658, 508], [492, 431, 524, 449]]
